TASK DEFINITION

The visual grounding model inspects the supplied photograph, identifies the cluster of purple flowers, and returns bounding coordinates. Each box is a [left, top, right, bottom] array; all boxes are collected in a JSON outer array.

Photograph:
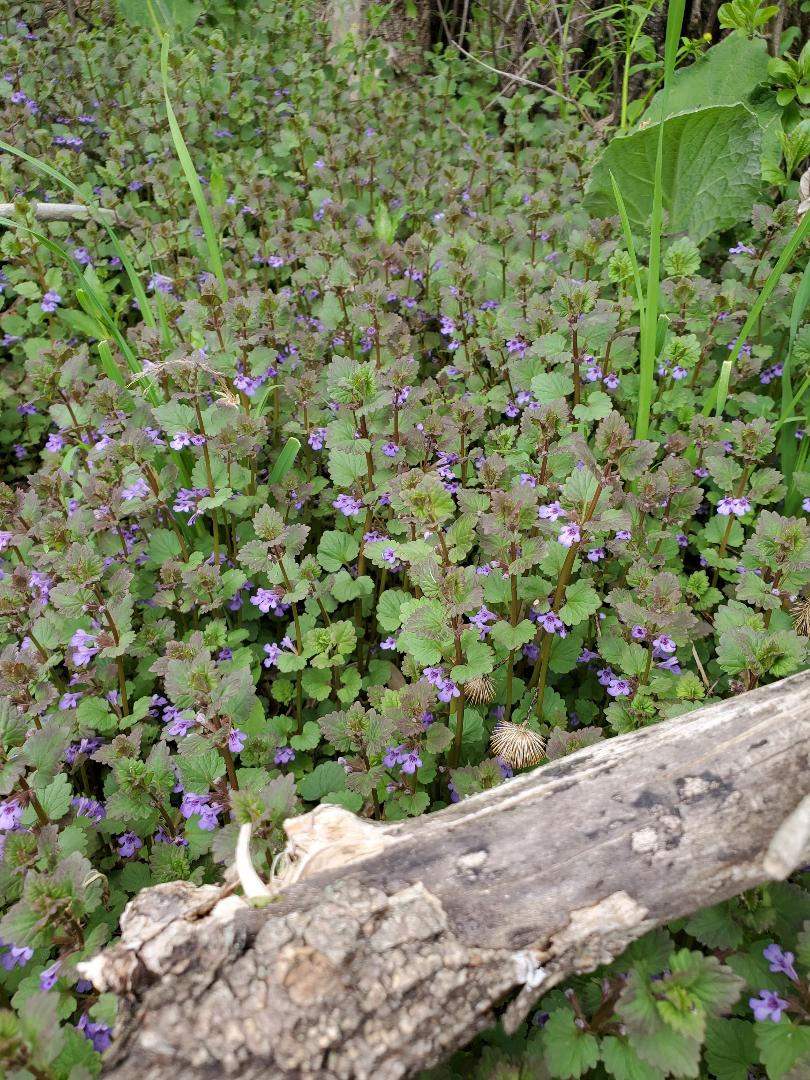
[[180, 792, 223, 831], [173, 487, 210, 524], [333, 493, 364, 517], [717, 496, 752, 516], [383, 744, 423, 774], [423, 666, 461, 702]]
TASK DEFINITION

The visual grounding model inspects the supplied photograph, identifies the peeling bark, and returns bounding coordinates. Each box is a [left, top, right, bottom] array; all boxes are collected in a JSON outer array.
[[92, 671, 810, 1080]]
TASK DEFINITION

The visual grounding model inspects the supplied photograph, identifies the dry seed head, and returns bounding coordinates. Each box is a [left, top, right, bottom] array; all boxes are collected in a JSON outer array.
[[465, 673, 496, 705], [792, 597, 810, 637], [489, 721, 545, 769]]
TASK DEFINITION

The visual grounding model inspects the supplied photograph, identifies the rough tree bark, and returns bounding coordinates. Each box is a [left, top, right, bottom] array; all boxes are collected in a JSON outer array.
[[87, 670, 810, 1080]]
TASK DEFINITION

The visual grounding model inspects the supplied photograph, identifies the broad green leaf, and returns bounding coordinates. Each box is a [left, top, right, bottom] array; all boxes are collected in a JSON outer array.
[[600, 1036, 665, 1080], [317, 530, 360, 572], [643, 32, 780, 175], [755, 1021, 810, 1080], [585, 105, 762, 243], [297, 761, 347, 801], [531, 371, 575, 403], [705, 1018, 758, 1080], [490, 619, 536, 652], [542, 1008, 600, 1078], [376, 589, 411, 632], [559, 580, 601, 625]]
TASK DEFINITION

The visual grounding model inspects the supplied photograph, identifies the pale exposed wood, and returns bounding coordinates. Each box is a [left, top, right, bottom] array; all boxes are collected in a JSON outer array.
[[90, 670, 810, 1080], [0, 202, 117, 222]]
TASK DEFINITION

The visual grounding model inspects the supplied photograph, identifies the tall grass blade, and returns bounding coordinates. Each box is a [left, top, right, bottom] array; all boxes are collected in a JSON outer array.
[[0, 214, 160, 407], [96, 340, 127, 388], [703, 209, 810, 418], [0, 139, 156, 328], [269, 438, 301, 484], [160, 36, 226, 291], [780, 258, 810, 511], [714, 360, 732, 417], [609, 170, 646, 327], [635, 0, 685, 440]]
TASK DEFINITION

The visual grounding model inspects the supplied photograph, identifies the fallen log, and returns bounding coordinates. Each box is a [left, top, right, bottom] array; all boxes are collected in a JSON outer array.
[[86, 670, 810, 1080], [0, 202, 117, 222]]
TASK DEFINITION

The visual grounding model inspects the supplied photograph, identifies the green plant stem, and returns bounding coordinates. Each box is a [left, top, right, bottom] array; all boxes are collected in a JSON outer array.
[[193, 401, 220, 561], [505, 568, 519, 720], [449, 632, 466, 769], [18, 776, 48, 827]]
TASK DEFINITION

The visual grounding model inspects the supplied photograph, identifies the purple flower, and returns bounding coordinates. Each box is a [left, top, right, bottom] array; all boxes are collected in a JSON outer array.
[[1, 942, 33, 970], [306, 425, 326, 451], [382, 442, 400, 457], [538, 611, 566, 637], [380, 636, 398, 650], [558, 524, 581, 547], [0, 800, 22, 831], [587, 547, 606, 562], [607, 677, 632, 697], [70, 629, 99, 667], [729, 242, 756, 256], [469, 606, 496, 636], [40, 290, 62, 313], [64, 738, 102, 765], [399, 750, 422, 775], [631, 625, 647, 641], [749, 990, 789, 1023], [803, 497, 810, 513], [71, 797, 105, 823], [148, 272, 174, 295], [45, 432, 65, 452], [538, 501, 567, 521], [604, 373, 620, 390], [251, 587, 283, 613], [121, 477, 150, 501], [117, 832, 142, 858], [274, 747, 295, 765], [578, 648, 599, 663], [763, 944, 799, 983], [332, 493, 363, 517], [652, 635, 676, 654], [717, 496, 751, 516], [228, 728, 246, 753], [77, 1014, 113, 1053], [615, 529, 631, 541], [165, 710, 198, 738], [39, 960, 62, 991]]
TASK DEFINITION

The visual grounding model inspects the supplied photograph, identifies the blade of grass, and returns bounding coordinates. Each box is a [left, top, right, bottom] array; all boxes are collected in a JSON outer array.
[[779, 258, 810, 503], [714, 360, 732, 417], [251, 381, 279, 419], [269, 438, 301, 485], [1, 214, 161, 409], [160, 36, 226, 292], [635, 0, 685, 440], [96, 340, 127, 388], [0, 139, 156, 328], [609, 169, 646, 328], [703, 209, 810, 418]]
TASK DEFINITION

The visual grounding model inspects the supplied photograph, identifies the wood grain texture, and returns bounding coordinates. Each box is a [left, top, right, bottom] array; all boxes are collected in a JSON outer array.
[[93, 671, 810, 1080]]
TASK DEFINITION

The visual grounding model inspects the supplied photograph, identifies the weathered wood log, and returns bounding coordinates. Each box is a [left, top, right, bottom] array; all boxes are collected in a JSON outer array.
[[87, 671, 810, 1080], [0, 202, 117, 222]]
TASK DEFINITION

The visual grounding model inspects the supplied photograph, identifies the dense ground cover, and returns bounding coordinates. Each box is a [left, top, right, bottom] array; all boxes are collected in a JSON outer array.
[[0, 1, 809, 1077]]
